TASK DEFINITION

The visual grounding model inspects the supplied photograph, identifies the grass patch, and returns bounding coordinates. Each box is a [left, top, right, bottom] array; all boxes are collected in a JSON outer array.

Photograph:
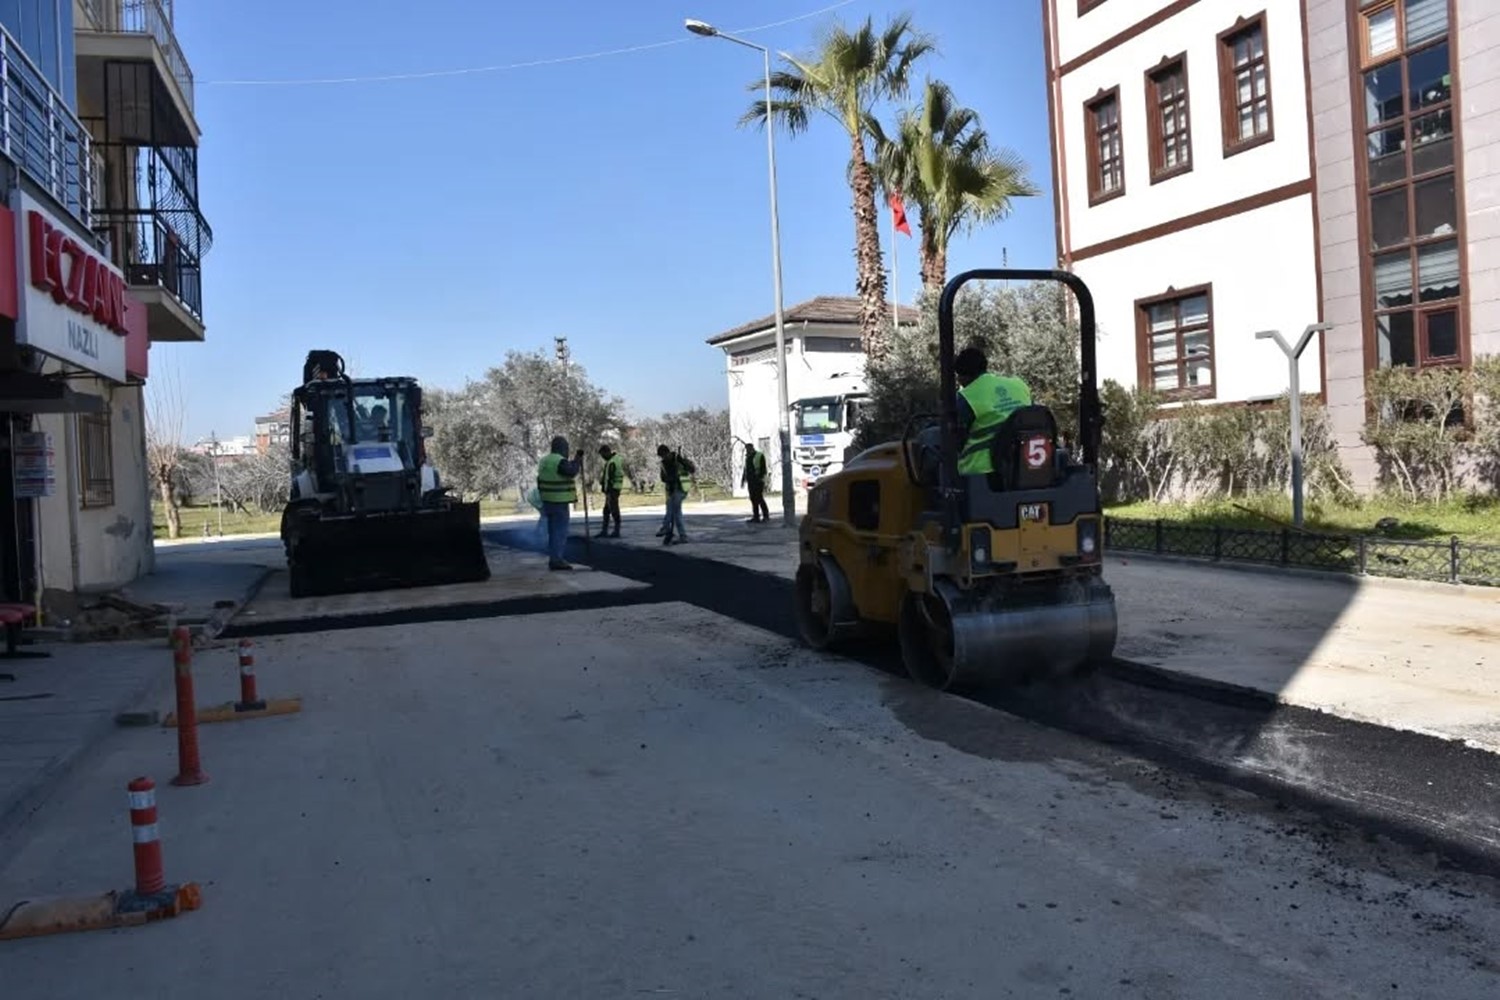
[[1107, 493, 1500, 544], [155, 503, 280, 540]]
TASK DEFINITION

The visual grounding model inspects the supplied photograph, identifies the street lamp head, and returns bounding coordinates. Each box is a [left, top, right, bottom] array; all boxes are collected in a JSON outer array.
[[684, 18, 718, 37]]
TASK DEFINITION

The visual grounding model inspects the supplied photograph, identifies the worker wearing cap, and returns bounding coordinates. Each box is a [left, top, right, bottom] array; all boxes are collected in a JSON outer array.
[[955, 346, 1032, 476], [597, 444, 624, 539], [537, 435, 584, 570]]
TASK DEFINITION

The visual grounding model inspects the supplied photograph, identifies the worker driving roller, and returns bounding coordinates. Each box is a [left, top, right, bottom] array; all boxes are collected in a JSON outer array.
[[954, 346, 1032, 477]]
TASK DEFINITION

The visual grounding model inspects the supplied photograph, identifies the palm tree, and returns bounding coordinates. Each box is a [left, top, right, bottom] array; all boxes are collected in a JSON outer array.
[[874, 79, 1040, 293], [739, 14, 935, 357]]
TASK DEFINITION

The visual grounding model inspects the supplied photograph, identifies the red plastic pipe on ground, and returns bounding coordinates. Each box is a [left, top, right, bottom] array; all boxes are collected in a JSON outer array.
[[127, 777, 165, 895], [170, 627, 208, 786]]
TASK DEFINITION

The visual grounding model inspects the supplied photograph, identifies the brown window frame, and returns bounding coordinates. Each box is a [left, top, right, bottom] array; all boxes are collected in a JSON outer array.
[[1353, 0, 1465, 372], [1135, 284, 1217, 403], [1084, 86, 1125, 206], [1145, 53, 1192, 183], [78, 411, 115, 509], [1217, 13, 1275, 157]]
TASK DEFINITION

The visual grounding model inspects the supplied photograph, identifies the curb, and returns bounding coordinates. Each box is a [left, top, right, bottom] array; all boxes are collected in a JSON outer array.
[[0, 649, 176, 848], [1107, 549, 1500, 600], [1107, 655, 1500, 755], [197, 566, 276, 641]]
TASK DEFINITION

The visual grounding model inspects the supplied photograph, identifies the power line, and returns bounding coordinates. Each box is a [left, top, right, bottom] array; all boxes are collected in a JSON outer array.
[[203, 0, 859, 87]]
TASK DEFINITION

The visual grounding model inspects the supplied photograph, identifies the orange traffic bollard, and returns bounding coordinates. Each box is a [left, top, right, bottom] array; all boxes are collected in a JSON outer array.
[[234, 638, 266, 713], [170, 627, 208, 786]]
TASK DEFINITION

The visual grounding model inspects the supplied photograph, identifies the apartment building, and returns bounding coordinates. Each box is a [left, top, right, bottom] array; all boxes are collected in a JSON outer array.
[[1043, 0, 1497, 485], [0, 0, 211, 613]]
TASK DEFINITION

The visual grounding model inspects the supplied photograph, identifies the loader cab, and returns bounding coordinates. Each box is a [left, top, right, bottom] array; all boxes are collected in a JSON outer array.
[[292, 378, 426, 490]]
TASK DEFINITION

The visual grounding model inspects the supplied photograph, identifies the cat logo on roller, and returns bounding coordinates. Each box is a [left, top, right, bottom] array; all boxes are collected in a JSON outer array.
[[794, 268, 1117, 690]]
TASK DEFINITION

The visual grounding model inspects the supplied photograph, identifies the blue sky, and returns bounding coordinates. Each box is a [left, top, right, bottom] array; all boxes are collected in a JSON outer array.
[[163, 0, 1055, 442]]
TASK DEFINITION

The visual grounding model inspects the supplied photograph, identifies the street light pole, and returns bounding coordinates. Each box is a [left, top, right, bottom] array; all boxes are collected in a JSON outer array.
[[686, 17, 795, 526], [209, 430, 223, 537], [1255, 323, 1330, 529]]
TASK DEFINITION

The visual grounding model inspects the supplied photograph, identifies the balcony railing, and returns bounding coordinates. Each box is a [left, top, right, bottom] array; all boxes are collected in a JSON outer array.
[[0, 28, 94, 225], [94, 208, 203, 321], [78, 0, 194, 112]]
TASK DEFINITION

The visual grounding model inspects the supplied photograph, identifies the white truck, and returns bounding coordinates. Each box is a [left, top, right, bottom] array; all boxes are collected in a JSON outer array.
[[790, 382, 869, 490]]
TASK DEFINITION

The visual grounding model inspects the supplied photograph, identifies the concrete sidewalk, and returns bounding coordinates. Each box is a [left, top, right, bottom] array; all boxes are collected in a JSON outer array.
[[595, 508, 1500, 754], [0, 639, 168, 843]]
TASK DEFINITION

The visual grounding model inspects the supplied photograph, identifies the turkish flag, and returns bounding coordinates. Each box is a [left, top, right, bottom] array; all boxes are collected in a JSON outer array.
[[888, 193, 912, 236]]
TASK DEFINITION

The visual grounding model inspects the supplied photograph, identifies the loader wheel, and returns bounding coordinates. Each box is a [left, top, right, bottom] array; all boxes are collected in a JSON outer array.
[[287, 551, 308, 599]]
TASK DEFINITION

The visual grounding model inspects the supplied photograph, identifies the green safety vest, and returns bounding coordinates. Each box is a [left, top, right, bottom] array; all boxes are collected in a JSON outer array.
[[957, 373, 1033, 475], [536, 452, 577, 504], [749, 451, 767, 481], [601, 454, 624, 491], [663, 454, 694, 494]]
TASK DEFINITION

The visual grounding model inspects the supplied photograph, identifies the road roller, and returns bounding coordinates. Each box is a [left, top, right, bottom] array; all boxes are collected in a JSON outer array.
[[793, 268, 1117, 691]]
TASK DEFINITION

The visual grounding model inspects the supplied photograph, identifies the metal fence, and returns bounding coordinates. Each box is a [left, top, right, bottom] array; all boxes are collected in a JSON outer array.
[[1104, 516, 1500, 587]]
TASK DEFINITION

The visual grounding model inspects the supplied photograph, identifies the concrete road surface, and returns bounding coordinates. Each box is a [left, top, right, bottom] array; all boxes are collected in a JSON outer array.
[[3, 598, 1499, 998]]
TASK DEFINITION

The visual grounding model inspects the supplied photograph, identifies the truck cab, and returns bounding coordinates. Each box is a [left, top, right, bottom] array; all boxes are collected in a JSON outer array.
[[791, 391, 869, 489]]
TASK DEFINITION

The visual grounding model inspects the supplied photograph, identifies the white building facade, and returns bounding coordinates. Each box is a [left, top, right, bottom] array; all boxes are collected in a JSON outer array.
[[1044, 0, 1323, 409], [706, 296, 917, 498]]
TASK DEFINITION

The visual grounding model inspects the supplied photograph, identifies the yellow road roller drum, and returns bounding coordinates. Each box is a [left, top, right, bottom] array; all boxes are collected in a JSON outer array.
[[794, 268, 1118, 690]]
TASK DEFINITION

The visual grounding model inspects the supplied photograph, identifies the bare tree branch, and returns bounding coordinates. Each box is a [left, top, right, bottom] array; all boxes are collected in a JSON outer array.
[[145, 358, 187, 538]]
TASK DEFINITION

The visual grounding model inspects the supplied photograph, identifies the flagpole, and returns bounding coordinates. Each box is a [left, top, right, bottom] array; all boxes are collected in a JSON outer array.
[[890, 198, 899, 336]]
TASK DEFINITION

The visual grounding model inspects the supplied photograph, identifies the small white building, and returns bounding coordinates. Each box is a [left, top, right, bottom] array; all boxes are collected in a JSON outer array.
[[706, 296, 918, 497], [190, 435, 257, 459], [1043, 0, 1322, 408]]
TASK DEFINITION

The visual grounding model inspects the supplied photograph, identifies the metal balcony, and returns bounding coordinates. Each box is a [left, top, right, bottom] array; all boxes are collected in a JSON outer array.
[[75, 0, 197, 141], [86, 130, 212, 341], [0, 27, 94, 225], [93, 207, 202, 336]]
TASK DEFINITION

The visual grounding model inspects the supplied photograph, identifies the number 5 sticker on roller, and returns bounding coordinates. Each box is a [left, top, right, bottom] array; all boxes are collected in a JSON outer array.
[[1025, 435, 1053, 469]]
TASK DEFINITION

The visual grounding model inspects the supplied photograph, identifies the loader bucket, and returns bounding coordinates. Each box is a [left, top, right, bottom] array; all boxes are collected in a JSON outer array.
[[286, 501, 491, 598]]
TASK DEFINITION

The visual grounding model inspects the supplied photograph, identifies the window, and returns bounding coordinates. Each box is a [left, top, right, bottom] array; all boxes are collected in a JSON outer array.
[[1146, 55, 1192, 181], [1357, 0, 1461, 368], [78, 412, 114, 509], [1085, 87, 1124, 204], [1218, 14, 1274, 155], [848, 480, 881, 532], [1136, 287, 1215, 401], [803, 336, 861, 353]]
